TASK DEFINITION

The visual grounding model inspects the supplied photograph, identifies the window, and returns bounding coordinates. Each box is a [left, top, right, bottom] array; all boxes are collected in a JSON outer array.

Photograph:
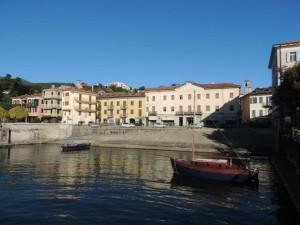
[[259, 110, 263, 116], [104, 110, 107, 114], [65, 92, 69, 96], [252, 110, 256, 118], [171, 106, 175, 112], [163, 95, 167, 100], [79, 112, 81, 116], [146, 107, 149, 112], [188, 94, 192, 100], [104, 102, 107, 106], [152, 96, 155, 101], [131, 100, 134, 106], [163, 107, 167, 112], [215, 105, 220, 111], [229, 105, 234, 111], [197, 105, 201, 112], [89, 112, 91, 116], [146, 96, 149, 102], [65, 101, 69, 106], [171, 95, 175, 100], [117, 101, 120, 106], [215, 93, 219, 99], [229, 92, 234, 98], [58, 92, 60, 95], [290, 52, 297, 62], [79, 94, 82, 100], [130, 109, 134, 114], [188, 105, 192, 112], [179, 95, 183, 100], [250, 97, 257, 104], [206, 93, 210, 99], [89, 95, 92, 102], [139, 100, 142, 108], [179, 106, 183, 112], [123, 101, 126, 106], [259, 97, 263, 103], [197, 94, 201, 99], [152, 106, 155, 112], [206, 105, 210, 111], [117, 110, 119, 114], [139, 109, 142, 117]]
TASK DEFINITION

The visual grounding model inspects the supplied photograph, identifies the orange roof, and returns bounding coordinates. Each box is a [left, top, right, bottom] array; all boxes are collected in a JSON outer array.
[[97, 92, 145, 99], [63, 87, 96, 95], [145, 82, 239, 92]]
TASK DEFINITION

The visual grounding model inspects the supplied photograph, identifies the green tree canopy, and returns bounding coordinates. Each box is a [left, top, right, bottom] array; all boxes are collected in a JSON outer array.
[[0, 106, 9, 122], [273, 63, 300, 127], [8, 106, 28, 121]]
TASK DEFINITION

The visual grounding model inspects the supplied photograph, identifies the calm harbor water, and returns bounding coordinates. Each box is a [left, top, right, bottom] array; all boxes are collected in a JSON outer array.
[[0, 144, 298, 225]]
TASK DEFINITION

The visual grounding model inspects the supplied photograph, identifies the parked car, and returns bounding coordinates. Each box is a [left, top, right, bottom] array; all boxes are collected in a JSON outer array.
[[121, 123, 135, 128], [88, 122, 100, 128], [153, 123, 166, 128], [190, 123, 203, 129]]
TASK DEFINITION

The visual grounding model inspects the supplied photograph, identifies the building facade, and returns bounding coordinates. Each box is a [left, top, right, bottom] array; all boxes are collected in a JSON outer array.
[[97, 92, 145, 125], [105, 81, 131, 90], [11, 93, 43, 122], [240, 87, 272, 123], [61, 87, 97, 125], [269, 40, 300, 89], [42, 85, 65, 122], [145, 82, 240, 127]]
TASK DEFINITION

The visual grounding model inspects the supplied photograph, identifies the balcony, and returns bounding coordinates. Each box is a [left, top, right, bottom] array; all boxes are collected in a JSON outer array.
[[74, 97, 96, 104], [43, 94, 61, 99], [43, 104, 62, 109], [176, 111, 202, 116], [120, 105, 127, 110], [148, 111, 157, 116], [74, 106, 96, 113]]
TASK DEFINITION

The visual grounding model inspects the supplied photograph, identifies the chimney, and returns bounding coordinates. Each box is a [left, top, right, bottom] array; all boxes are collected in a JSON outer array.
[[244, 80, 251, 94]]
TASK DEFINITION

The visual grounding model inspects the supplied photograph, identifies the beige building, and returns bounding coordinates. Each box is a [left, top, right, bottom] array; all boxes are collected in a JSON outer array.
[[269, 40, 300, 89], [145, 81, 240, 127], [61, 87, 97, 125], [97, 92, 145, 125], [42, 85, 65, 122], [240, 87, 272, 123], [11, 93, 43, 122]]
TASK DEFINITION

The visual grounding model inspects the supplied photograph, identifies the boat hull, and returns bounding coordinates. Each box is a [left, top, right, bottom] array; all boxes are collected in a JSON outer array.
[[61, 143, 91, 152], [170, 158, 258, 183]]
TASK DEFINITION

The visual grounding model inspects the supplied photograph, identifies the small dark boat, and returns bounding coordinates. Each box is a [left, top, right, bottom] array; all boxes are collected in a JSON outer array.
[[61, 143, 91, 152], [170, 155, 259, 183]]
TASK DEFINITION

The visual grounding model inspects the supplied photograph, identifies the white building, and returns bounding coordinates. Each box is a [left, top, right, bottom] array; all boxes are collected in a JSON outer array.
[[105, 81, 131, 90], [61, 87, 97, 125], [269, 40, 300, 89], [145, 81, 240, 127], [240, 87, 272, 123]]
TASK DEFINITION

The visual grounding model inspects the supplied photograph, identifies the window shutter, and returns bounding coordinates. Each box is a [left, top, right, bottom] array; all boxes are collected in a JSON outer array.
[[286, 52, 289, 63], [297, 50, 300, 61]]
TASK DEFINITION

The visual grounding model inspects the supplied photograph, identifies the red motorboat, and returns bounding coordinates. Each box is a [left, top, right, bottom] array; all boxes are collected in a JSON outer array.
[[170, 145, 259, 183]]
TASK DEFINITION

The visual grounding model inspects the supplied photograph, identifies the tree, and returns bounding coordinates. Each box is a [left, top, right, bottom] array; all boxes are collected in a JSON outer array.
[[0, 107, 8, 122], [8, 106, 28, 122], [273, 63, 300, 128]]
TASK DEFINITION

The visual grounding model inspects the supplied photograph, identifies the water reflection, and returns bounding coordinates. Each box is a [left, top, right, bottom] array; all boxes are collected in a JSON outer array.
[[0, 144, 298, 225]]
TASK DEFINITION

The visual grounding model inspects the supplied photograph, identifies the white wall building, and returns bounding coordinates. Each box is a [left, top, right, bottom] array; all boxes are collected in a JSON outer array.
[[145, 82, 240, 127], [105, 81, 131, 90], [61, 87, 97, 125], [269, 40, 300, 89]]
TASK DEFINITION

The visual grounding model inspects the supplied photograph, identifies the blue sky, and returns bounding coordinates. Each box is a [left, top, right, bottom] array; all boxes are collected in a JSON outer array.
[[1, 0, 300, 89]]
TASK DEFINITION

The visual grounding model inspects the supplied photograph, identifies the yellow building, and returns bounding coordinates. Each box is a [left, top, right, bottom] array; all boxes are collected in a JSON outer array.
[[97, 92, 145, 125]]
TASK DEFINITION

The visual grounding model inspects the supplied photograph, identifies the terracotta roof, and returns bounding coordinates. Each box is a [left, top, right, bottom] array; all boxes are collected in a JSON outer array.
[[97, 92, 145, 99], [249, 87, 272, 96], [12, 93, 42, 99], [145, 82, 239, 92], [195, 83, 240, 89], [145, 85, 179, 92], [63, 87, 96, 95]]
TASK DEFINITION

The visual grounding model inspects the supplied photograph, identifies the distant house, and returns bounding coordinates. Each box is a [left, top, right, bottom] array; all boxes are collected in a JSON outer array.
[[105, 81, 131, 90], [240, 86, 272, 124]]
